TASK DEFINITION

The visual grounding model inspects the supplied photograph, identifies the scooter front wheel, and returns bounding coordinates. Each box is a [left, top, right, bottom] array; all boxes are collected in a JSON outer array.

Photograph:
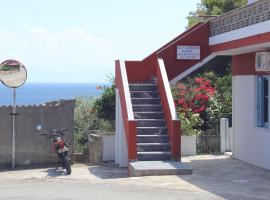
[[64, 156, 71, 175]]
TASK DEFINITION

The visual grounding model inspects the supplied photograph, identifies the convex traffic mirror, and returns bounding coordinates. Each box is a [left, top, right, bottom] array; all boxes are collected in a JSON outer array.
[[0, 59, 27, 88]]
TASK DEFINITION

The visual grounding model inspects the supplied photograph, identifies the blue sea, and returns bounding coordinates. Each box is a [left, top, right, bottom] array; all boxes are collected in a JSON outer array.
[[0, 82, 108, 106]]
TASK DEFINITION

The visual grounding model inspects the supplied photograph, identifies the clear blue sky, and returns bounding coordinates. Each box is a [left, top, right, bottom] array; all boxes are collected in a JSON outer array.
[[0, 0, 200, 83]]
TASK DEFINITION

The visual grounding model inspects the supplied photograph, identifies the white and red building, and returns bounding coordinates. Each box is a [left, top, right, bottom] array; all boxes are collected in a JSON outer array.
[[115, 0, 270, 171]]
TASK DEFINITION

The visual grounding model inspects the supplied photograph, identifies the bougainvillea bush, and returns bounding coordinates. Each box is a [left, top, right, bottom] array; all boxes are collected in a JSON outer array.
[[172, 72, 232, 136]]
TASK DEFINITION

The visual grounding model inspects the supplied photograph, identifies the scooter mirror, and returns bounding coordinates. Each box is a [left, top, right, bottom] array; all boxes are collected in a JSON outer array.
[[36, 125, 42, 131]]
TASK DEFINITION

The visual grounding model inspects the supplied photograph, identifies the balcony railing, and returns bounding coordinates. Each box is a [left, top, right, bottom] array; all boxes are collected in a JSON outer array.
[[210, 0, 270, 37]]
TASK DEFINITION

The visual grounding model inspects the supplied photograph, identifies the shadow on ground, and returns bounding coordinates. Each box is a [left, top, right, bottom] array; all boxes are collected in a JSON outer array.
[[88, 163, 128, 179], [44, 168, 68, 177], [179, 156, 270, 200]]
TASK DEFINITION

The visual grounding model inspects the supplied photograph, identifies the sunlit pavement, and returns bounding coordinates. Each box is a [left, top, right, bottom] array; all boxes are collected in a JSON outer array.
[[0, 155, 270, 200]]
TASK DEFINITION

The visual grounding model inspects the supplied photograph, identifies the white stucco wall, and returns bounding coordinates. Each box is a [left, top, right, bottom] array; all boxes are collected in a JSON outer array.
[[248, 0, 258, 4], [233, 76, 270, 170], [103, 135, 115, 161], [181, 136, 196, 156]]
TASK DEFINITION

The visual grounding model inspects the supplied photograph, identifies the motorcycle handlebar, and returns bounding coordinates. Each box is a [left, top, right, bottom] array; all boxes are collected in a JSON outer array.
[[39, 128, 69, 136], [51, 129, 68, 135]]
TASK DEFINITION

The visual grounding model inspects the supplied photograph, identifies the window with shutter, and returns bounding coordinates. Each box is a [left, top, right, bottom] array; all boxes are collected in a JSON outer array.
[[257, 76, 269, 128]]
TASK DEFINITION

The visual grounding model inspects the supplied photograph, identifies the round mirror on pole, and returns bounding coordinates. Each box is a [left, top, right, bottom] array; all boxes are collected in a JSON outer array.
[[0, 59, 27, 169], [0, 59, 27, 88]]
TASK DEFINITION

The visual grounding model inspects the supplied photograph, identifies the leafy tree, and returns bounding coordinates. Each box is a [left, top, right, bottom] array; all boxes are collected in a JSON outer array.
[[93, 75, 115, 122], [74, 97, 100, 153], [187, 0, 247, 27]]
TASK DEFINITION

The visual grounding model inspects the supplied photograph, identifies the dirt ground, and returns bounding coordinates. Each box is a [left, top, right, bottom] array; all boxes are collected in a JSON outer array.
[[0, 155, 270, 200]]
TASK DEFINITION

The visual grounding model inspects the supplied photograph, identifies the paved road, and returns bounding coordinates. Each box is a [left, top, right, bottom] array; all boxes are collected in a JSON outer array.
[[0, 179, 210, 200], [0, 155, 270, 200]]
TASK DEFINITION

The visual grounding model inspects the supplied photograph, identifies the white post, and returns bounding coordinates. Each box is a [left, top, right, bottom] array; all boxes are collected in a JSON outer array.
[[220, 118, 229, 154], [119, 110, 128, 167], [115, 89, 120, 165], [232, 76, 236, 158], [228, 127, 233, 152], [226, 123, 230, 151], [12, 88, 16, 169]]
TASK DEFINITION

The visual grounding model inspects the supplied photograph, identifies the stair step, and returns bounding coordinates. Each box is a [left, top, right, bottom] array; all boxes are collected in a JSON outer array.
[[137, 151, 171, 161], [137, 119, 166, 127], [129, 161, 193, 177], [137, 143, 171, 152], [131, 98, 160, 105], [130, 91, 159, 98], [129, 84, 157, 91], [133, 105, 162, 112], [134, 112, 164, 119], [137, 127, 168, 135], [129, 83, 156, 86], [137, 135, 169, 143]]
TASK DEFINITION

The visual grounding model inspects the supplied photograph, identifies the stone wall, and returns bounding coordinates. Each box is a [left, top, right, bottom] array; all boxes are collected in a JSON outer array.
[[0, 100, 75, 169]]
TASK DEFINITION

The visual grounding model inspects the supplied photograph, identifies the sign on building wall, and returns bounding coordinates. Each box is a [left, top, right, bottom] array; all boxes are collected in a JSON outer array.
[[177, 45, 200, 60]]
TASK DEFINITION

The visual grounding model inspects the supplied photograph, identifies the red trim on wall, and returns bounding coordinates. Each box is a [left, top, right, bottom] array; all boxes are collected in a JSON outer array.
[[232, 53, 269, 76], [125, 60, 157, 83], [127, 120, 137, 160], [169, 120, 181, 159], [211, 32, 270, 53]]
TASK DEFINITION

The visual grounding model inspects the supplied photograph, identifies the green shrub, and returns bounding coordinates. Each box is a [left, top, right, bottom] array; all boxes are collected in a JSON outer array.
[[74, 97, 99, 153], [93, 75, 115, 122], [74, 76, 116, 153], [179, 112, 203, 136]]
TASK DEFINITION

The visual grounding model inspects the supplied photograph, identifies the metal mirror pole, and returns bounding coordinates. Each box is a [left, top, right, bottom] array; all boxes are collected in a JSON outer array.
[[12, 88, 16, 169]]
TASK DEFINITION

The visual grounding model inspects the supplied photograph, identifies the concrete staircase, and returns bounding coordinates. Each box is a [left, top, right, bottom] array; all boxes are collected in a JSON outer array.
[[129, 81, 172, 161], [128, 80, 193, 176]]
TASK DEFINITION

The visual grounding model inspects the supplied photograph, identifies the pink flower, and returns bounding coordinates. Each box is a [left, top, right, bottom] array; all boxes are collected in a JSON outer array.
[[96, 85, 102, 90], [195, 77, 205, 84], [177, 83, 187, 90]]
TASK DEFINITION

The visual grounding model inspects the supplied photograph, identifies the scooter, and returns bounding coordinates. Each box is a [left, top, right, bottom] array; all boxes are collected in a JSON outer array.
[[37, 125, 72, 175]]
